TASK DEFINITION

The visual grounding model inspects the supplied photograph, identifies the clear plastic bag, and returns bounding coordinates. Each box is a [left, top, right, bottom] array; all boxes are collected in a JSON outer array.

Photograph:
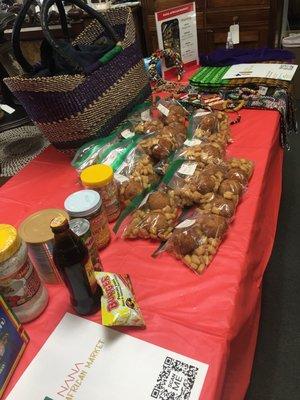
[[156, 99, 188, 125], [122, 190, 180, 241], [160, 210, 229, 274], [137, 123, 187, 162], [116, 148, 160, 207], [165, 160, 227, 208], [191, 111, 231, 146], [97, 137, 138, 171], [71, 126, 124, 172], [176, 140, 225, 167]]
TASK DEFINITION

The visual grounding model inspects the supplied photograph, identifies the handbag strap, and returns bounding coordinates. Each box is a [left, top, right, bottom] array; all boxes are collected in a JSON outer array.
[[12, 0, 70, 73], [41, 0, 120, 72]]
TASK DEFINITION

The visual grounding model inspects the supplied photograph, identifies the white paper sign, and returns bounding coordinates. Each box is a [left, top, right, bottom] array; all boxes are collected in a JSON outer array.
[[178, 162, 197, 176], [155, 2, 199, 78], [229, 24, 240, 44], [6, 313, 209, 400], [223, 63, 298, 81]]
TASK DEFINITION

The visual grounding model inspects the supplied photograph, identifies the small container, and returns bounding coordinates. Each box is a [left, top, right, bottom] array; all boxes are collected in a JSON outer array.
[[0, 224, 48, 323], [18, 209, 69, 284], [64, 190, 110, 250], [80, 164, 121, 222], [69, 218, 103, 272]]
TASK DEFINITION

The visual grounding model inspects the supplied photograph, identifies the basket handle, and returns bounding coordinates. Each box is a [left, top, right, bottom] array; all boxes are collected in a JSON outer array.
[[12, 0, 70, 73], [41, 0, 120, 72]]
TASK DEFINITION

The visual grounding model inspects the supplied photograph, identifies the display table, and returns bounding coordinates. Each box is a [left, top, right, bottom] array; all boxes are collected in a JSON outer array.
[[0, 108, 283, 400]]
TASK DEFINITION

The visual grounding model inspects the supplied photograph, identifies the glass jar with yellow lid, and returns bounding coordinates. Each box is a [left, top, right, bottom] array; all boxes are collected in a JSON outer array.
[[0, 224, 48, 323], [80, 164, 121, 222]]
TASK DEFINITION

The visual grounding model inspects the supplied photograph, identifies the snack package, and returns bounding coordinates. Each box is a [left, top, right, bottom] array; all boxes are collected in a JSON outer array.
[[163, 159, 226, 208], [191, 111, 231, 146], [126, 101, 154, 129], [160, 210, 229, 274], [122, 190, 180, 241], [116, 148, 160, 207], [97, 137, 138, 171], [226, 157, 254, 184], [156, 99, 188, 125], [137, 124, 187, 162], [71, 125, 126, 172], [176, 140, 225, 167], [95, 271, 145, 327]]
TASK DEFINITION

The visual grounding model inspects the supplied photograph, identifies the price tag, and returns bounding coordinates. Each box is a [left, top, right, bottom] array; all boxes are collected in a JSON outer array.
[[139, 193, 150, 208], [176, 219, 196, 229], [141, 109, 151, 121], [178, 162, 197, 176], [258, 86, 268, 96], [121, 129, 135, 139], [195, 109, 210, 117], [184, 139, 202, 147], [157, 103, 169, 117], [114, 174, 129, 184], [0, 104, 15, 114], [103, 150, 119, 166], [229, 24, 240, 44]]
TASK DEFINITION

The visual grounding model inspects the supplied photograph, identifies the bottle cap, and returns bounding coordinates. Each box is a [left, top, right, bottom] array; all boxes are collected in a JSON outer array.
[[80, 164, 113, 188], [64, 190, 102, 218], [0, 224, 21, 263], [50, 215, 69, 233]]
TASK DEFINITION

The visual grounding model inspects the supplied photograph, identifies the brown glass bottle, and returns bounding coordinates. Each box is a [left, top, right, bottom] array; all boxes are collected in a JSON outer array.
[[50, 216, 101, 315]]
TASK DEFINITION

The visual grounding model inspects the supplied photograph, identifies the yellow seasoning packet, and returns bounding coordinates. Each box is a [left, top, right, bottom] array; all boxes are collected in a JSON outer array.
[[95, 271, 145, 327]]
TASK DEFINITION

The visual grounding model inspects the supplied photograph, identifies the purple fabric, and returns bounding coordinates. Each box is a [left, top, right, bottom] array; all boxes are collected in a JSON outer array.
[[14, 41, 142, 123], [200, 48, 295, 67]]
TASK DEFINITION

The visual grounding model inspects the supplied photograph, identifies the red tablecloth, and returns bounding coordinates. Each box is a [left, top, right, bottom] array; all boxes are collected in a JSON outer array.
[[0, 109, 283, 400]]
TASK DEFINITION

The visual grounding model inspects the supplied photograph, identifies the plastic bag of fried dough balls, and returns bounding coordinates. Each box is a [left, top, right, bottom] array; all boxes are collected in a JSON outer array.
[[164, 159, 227, 208], [192, 111, 231, 146], [176, 140, 225, 167], [137, 124, 187, 162], [115, 147, 160, 207], [157, 100, 188, 125], [122, 190, 180, 241], [159, 210, 229, 274]]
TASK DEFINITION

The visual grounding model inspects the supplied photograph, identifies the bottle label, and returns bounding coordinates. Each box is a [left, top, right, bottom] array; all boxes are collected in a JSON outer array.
[[84, 257, 97, 293], [0, 257, 41, 309]]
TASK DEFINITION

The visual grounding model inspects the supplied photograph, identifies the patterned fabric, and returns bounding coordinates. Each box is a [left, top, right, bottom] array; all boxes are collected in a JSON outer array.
[[223, 87, 296, 148], [4, 8, 151, 156]]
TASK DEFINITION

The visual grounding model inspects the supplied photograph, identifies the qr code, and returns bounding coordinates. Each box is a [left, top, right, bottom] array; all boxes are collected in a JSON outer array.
[[151, 357, 199, 400], [279, 64, 294, 70]]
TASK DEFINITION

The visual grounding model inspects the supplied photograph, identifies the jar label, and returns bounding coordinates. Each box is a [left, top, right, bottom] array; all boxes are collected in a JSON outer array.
[[90, 212, 110, 249], [0, 257, 41, 308], [84, 257, 97, 293], [84, 234, 102, 272]]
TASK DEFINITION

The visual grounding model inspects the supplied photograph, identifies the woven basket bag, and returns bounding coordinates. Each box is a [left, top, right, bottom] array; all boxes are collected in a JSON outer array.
[[4, 0, 151, 156]]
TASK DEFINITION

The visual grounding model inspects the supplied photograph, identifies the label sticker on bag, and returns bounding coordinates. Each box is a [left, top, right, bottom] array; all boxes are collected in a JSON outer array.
[[178, 162, 197, 176], [0, 104, 15, 114], [195, 109, 210, 117], [176, 219, 196, 229], [141, 109, 151, 121], [114, 174, 129, 184], [121, 129, 135, 139], [184, 139, 202, 147], [139, 193, 151, 208], [157, 104, 170, 117], [103, 149, 120, 166]]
